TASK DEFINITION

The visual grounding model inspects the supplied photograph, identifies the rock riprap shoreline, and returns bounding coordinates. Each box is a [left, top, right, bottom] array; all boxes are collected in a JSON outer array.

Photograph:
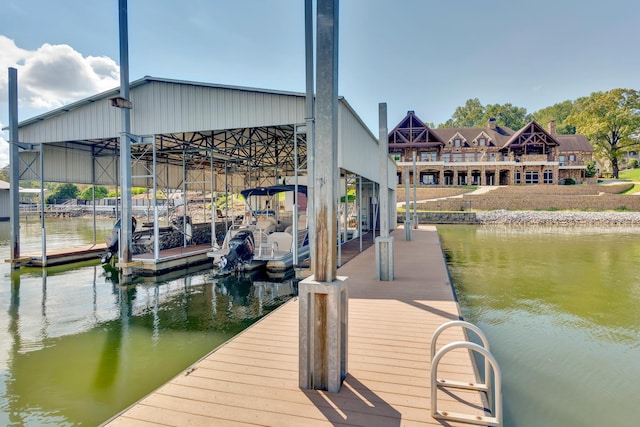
[[476, 210, 640, 226]]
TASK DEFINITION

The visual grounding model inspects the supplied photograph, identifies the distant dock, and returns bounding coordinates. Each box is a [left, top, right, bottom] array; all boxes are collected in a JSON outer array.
[[103, 225, 490, 426]]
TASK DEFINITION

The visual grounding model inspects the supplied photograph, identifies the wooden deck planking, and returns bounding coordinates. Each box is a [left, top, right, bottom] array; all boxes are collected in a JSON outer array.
[[104, 226, 490, 426]]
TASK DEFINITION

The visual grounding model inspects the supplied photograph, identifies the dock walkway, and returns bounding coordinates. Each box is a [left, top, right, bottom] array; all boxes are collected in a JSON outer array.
[[104, 225, 488, 426]]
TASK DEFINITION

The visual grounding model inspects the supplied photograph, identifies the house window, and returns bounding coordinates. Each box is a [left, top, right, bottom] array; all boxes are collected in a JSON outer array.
[[514, 170, 521, 184], [479, 138, 486, 146], [453, 153, 462, 162], [454, 139, 461, 147], [525, 171, 539, 184], [392, 152, 402, 161], [543, 170, 553, 184], [490, 153, 496, 161], [465, 153, 475, 162], [442, 153, 451, 163], [559, 155, 565, 166], [422, 174, 435, 185], [569, 154, 576, 161], [421, 152, 436, 162]]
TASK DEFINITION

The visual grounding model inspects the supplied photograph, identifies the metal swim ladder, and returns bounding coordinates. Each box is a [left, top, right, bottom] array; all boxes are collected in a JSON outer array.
[[430, 320, 502, 426]]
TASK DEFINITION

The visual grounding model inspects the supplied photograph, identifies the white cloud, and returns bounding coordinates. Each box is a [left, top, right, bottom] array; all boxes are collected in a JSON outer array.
[[0, 35, 120, 110]]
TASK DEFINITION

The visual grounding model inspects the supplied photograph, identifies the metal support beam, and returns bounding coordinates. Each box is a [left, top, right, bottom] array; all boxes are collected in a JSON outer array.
[[117, 0, 134, 275], [375, 103, 394, 281], [8, 67, 20, 267], [300, 0, 347, 393], [39, 143, 47, 266], [404, 169, 413, 241], [305, 0, 316, 274], [312, 0, 338, 282], [413, 150, 418, 229]]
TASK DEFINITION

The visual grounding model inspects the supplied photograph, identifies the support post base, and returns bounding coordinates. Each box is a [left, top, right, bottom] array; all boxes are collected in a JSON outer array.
[[299, 275, 348, 393], [375, 236, 395, 281]]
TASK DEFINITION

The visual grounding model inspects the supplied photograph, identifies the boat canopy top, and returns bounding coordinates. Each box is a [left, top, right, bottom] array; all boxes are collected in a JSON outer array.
[[240, 185, 307, 199]]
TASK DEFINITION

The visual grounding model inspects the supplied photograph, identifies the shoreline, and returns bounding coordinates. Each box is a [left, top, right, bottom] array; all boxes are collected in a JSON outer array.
[[476, 210, 640, 226], [21, 209, 640, 227]]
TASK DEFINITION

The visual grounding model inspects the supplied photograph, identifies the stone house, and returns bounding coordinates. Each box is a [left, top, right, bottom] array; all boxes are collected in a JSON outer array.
[[390, 111, 594, 185]]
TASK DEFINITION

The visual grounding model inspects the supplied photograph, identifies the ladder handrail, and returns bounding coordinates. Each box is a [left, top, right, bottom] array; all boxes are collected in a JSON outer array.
[[430, 320, 490, 358], [431, 341, 502, 426], [430, 320, 491, 386]]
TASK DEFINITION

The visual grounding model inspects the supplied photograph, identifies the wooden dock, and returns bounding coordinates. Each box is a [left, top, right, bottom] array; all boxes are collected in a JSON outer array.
[[104, 225, 489, 426], [132, 244, 213, 275], [4, 243, 108, 267]]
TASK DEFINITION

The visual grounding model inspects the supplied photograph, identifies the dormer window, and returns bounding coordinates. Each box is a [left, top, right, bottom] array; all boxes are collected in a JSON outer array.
[[454, 139, 461, 147], [479, 138, 486, 146]]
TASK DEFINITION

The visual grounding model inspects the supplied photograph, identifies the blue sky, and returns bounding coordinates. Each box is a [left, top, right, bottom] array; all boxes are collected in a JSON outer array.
[[1, 0, 639, 167]]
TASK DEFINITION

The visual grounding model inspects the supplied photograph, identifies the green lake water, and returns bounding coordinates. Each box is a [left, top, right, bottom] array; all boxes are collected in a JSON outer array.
[[0, 218, 297, 426], [437, 225, 640, 426]]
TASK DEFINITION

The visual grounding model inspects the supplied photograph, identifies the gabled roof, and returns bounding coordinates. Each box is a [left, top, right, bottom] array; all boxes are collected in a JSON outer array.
[[388, 111, 445, 148], [433, 126, 515, 148], [503, 121, 559, 149], [555, 134, 594, 152]]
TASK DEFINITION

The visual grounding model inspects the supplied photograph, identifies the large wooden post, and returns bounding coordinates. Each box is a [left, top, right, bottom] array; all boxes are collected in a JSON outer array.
[[299, 0, 348, 393], [375, 103, 394, 280]]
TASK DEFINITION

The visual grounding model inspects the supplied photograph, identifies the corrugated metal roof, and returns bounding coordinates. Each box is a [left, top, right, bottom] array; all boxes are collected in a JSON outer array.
[[14, 76, 393, 191]]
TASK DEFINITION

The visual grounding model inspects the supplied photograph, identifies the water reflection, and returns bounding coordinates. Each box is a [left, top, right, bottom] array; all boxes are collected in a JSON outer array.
[[1, 259, 297, 426]]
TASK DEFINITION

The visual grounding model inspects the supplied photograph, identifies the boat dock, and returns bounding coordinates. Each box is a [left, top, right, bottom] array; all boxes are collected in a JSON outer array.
[[104, 225, 490, 426], [5, 243, 108, 267]]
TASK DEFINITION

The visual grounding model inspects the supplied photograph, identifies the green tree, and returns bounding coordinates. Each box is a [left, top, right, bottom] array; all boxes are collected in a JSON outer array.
[[46, 183, 79, 203], [482, 103, 528, 130], [585, 161, 597, 178], [567, 89, 640, 178], [440, 98, 485, 128], [0, 165, 8, 182], [439, 98, 529, 129], [79, 185, 109, 200], [530, 100, 576, 134]]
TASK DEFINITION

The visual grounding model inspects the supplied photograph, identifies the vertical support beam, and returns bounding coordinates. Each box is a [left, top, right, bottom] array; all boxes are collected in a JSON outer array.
[[312, 0, 338, 283], [378, 104, 389, 238], [117, 0, 133, 269], [300, 0, 347, 393], [293, 125, 300, 265], [8, 67, 20, 267], [404, 169, 413, 241], [91, 152, 97, 245], [210, 146, 215, 251], [39, 143, 47, 266], [413, 151, 418, 229], [358, 176, 362, 252], [153, 138, 160, 260], [182, 153, 188, 247], [305, 0, 315, 272], [375, 103, 394, 281]]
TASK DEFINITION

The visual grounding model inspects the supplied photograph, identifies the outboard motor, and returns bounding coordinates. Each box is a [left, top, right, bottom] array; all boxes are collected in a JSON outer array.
[[217, 229, 255, 272], [101, 216, 137, 264]]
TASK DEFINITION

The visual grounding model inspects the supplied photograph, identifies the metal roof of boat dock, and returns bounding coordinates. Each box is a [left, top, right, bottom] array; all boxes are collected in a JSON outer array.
[[15, 76, 396, 192]]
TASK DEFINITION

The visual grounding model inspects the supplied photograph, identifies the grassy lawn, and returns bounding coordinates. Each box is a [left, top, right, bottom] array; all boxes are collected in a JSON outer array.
[[619, 168, 640, 181]]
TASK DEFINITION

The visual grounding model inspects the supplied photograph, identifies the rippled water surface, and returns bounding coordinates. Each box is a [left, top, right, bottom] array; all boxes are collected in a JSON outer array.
[[437, 225, 640, 426], [0, 218, 297, 426]]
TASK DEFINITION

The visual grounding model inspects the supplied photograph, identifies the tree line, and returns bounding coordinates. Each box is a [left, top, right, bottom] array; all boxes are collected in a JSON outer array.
[[437, 88, 640, 178]]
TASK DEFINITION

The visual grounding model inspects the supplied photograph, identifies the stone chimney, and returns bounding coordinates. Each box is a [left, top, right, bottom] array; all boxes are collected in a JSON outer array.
[[488, 117, 496, 130], [548, 120, 557, 136]]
